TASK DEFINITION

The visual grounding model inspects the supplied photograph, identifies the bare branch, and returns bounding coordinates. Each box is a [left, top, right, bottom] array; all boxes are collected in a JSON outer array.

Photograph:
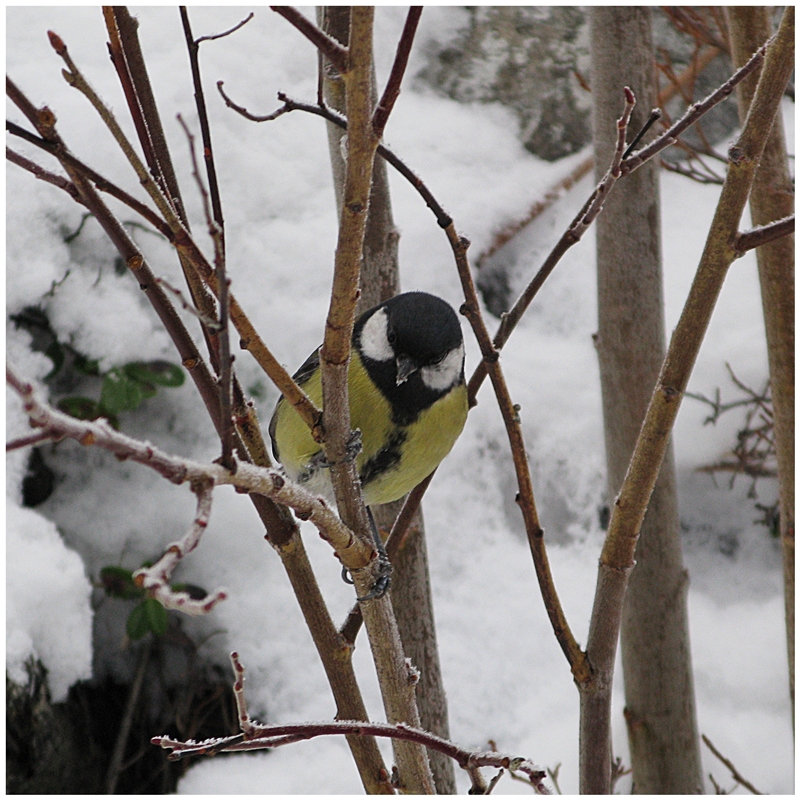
[[372, 7, 422, 135], [6, 146, 79, 199], [270, 6, 348, 74], [177, 114, 235, 470], [702, 735, 763, 795], [6, 121, 173, 238], [195, 11, 254, 44], [446, 223, 591, 683], [622, 34, 773, 174], [152, 653, 550, 794], [180, 7, 226, 249], [217, 86, 453, 228], [735, 215, 795, 256]]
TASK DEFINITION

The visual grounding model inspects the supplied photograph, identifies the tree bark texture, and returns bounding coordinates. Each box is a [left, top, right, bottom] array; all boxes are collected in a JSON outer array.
[[726, 5, 795, 720], [591, 7, 703, 793], [318, 7, 457, 792]]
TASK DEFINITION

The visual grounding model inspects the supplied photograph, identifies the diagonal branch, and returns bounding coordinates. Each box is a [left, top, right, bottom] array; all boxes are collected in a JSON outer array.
[[372, 6, 422, 135], [270, 6, 348, 74], [735, 215, 794, 256]]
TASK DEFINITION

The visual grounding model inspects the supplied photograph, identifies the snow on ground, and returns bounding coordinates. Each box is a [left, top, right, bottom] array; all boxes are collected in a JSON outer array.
[[6, 7, 793, 795]]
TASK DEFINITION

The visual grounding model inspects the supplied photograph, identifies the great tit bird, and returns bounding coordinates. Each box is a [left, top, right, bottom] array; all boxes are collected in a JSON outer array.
[[269, 291, 469, 511]]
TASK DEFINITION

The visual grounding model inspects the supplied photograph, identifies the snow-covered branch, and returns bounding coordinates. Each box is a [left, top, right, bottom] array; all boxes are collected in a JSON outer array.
[[6, 364, 372, 572]]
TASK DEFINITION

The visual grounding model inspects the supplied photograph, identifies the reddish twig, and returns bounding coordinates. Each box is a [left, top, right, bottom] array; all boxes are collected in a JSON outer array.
[[177, 114, 235, 470], [372, 7, 422, 135], [195, 11, 253, 44], [270, 6, 348, 74], [6, 121, 173, 238], [180, 6, 227, 249], [6, 146, 80, 200], [622, 35, 772, 174], [152, 652, 550, 794], [735, 215, 795, 256]]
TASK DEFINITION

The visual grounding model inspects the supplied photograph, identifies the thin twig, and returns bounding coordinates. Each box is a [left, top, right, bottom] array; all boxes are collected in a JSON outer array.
[[133, 480, 227, 614], [151, 654, 549, 793], [446, 222, 591, 683], [177, 114, 235, 469], [622, 34, 773, 174], [180, 7, 226, 251], [217, 85, 453, 228], [372, 7, 422, 135], [702, 734, 763, 795], [6, 146, 80, 200], [270, 6, 348, 74], [6, 364, 372, 570], [6, 121, 173, 238], [735, 215, 794, 255], [154, 277, 221, 331], [44, 33, 322, 438], [195, 11, 253, 44]]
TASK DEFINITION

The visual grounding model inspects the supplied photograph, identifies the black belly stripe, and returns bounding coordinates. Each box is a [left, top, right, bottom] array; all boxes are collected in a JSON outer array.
[[360, 429, 407, 488]]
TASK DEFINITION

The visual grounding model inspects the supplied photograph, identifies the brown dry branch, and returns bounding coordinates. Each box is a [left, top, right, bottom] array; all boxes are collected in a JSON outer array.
[[177, 113, 235, 469], [701, 734, 763, 795], [6, 145, 80, 200], [6, 77, 227, 437], [217, 86, 453, 230], [446, 217, 591, 683], [306, 7, 434, 792], [153, 653, 550, 795], [735, 215, 795, 256], [474, 42, 722, 269], [6, 121, 173, 237], [43, 30, 323, 440], [372, 7, 422, 135], [270, 6, 348, 74], [9, 30, 392, 790], [468, 36, 771, 412], [106, 5, 225, 394], [180, 6, 236, 246], [580, 8, 793, 792]]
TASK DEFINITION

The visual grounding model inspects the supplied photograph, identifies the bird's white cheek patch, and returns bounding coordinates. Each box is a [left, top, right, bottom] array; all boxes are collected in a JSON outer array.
[[360, 308, 393, 362], [421, 344, 464, 391]]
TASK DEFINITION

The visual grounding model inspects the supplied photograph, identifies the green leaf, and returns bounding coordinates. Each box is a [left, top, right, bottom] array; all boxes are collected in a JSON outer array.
[[57, 396, 102, 420], [101, 367, 143, 414], [170, 582, 208, 601], [124, 360, 185, 388], [126, 598, 168, 640], [43, 341, 65, 379], [99, 566, 143, 600], [126, 601, 151, 640]]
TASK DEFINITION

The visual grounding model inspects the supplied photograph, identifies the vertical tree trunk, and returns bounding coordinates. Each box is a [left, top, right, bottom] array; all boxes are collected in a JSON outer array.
[[591, 7, 703, 793], [318, 8, 457, 792], [726, 5, 795, 723]]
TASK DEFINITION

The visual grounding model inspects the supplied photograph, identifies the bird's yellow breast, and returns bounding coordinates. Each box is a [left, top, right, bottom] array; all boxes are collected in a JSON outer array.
[[271, 350, 467, 506]]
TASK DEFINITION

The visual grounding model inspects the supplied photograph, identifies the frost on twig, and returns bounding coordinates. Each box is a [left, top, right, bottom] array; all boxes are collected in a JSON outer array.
[[6, 364, 372, 571], [152, 652, 551, 794], [133, 480, 227, 615]]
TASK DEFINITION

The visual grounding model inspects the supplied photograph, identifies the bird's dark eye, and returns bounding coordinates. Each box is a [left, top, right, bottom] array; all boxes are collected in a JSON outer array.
[[387, 329, 397, 345]]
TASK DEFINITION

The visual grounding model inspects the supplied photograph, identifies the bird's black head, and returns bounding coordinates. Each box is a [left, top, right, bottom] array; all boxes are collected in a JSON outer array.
[[355, 292, 465, 424]]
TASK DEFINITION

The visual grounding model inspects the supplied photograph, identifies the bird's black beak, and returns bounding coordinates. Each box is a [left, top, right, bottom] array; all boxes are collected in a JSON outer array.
[[395, 354, 419, 385]]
